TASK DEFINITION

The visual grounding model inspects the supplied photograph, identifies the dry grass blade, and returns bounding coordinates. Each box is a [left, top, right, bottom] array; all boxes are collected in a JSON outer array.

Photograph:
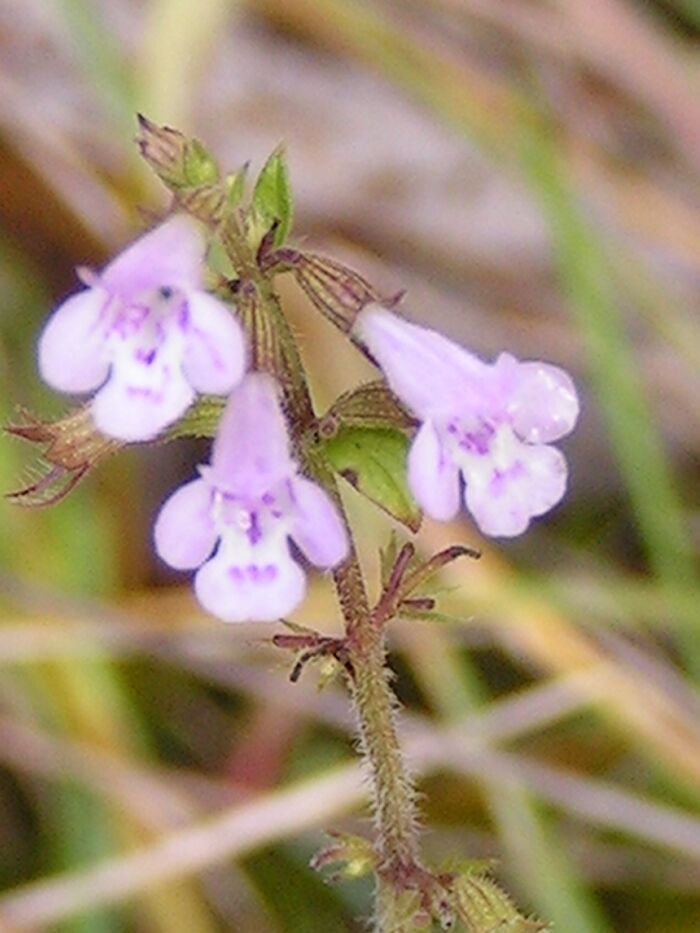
[[0, 763, 367, 930]]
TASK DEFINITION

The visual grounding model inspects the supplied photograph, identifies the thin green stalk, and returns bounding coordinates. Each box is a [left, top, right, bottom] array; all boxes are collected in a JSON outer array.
[[520, 118, 700, 675]]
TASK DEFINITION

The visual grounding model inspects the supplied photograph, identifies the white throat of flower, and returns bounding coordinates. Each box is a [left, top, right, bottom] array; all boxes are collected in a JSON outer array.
[[106, 287, 188, 397], [209, 484, 293, 578], [442, 418, 524, 492]]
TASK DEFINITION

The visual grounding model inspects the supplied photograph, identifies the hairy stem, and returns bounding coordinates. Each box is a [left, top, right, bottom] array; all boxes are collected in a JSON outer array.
[[223, 219, 422, 898]]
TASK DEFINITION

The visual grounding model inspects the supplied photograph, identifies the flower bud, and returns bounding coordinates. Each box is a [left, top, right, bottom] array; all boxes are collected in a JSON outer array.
[[136, 115, 219, 190]]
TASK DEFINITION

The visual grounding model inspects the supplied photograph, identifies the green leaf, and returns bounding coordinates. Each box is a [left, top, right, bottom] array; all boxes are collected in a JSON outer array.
[[251, 145, 294, 246], [452, 872, 549, 932], [182, 137, 220, 186], [325, 381, 415, 433], [323, 426, 421, 531]]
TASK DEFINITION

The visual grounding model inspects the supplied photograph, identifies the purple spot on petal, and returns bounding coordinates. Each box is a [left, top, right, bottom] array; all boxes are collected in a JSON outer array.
[[134, 347, 157, 366], [458, 421, 495, 456], [228, 566, 245, 582], [246, 511, 262, 545], [261, 564, 277, 582]]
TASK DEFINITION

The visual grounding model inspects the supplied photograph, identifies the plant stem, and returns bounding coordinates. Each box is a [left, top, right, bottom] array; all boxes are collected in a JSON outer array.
[[223, 220, 422, 899]]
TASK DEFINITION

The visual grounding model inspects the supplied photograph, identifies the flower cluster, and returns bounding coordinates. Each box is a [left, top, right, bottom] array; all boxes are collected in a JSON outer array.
[[355, 304, 579, 537], [35, 215, 579, 623], [36, 217, 349, 622]]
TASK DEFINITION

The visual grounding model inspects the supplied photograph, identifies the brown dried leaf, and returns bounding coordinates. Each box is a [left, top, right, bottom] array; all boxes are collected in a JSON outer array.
[[6, 406, 123, 507]]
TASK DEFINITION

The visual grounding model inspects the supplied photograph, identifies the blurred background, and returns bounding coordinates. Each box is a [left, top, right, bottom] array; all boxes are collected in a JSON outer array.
[[1, 1, 699, 930]]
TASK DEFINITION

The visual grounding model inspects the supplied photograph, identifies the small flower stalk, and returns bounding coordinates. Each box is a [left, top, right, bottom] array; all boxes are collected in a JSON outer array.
[[10, 119, 576, 932]]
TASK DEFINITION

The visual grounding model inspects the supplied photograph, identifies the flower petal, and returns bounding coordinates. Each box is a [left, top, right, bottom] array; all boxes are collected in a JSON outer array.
[[289, 477, 348, 568], [209, 373, 294, 497], [463, 440, 567, 537], [182, 292, 247, 394], [497, 353, 580, 443], [91, 366, 195, 441], [154, 478, 217, 569], [38, 289, 110, 393], [194, 537, 306, 623], [355, 305, 487, 419], [100, 215, 204, 299], [407, 421, 460, 522]]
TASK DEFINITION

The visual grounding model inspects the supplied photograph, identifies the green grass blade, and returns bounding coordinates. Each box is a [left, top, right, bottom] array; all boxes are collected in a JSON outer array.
[[520, 117, 699, 666]]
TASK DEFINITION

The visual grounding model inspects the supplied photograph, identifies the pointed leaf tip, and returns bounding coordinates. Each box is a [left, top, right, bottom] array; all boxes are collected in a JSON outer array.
[[251, 145, 294, 246], [135, 116, 220, 190]]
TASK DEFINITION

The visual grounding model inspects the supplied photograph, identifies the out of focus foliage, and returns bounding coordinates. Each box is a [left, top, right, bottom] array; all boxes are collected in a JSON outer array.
[[0, 1, 699, 930]]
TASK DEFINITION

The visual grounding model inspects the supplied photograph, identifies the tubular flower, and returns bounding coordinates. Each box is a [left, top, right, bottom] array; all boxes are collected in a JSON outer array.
[[38, 215, 246, 441], [355, 305, 580, 537], [154, 373, 349, 622]]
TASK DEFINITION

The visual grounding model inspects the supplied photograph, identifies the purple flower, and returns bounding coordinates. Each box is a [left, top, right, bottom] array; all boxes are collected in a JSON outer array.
[[355, 305, 580, 537], [38, 215, 246, 441], [154, 373, 348, 622]]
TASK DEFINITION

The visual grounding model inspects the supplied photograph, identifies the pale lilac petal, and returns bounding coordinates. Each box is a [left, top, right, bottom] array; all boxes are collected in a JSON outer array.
[[496, 353, 580, 443], [38, 289, 110, 393], [154, 479, 217, 569], [355, 305, 488, 419], [194, 539, 306, 623], [92, 368, 195, 441], [182, 292, 246, 394], [289, 477, 348, 568], [463, 441, 567, 537], [210, 373, 294, 496], [407, 421, 460, 522], [101, 215, 204, 299]]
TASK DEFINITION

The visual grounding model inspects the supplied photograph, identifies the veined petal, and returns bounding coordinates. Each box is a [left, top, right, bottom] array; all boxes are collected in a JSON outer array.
[[194, 535, 306, 623], [463, 439, 567, 537], [355, 304, 487, 419], [154, 478, 217, 569], [407, 421, 460, 522], [38, 289, 110, 393], [289, 477, 348, 568], [182, 291, 247, 394], [101, 215, 204, 299], [497, 353, 580, 443], [210, 373, 294, 496], [92, 365, 195, 441]]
